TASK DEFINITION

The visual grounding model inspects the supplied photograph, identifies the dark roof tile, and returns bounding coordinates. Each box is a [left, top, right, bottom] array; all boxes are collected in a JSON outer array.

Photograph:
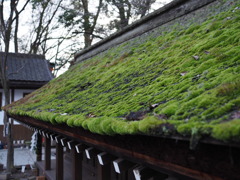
[[0, 52, 53, 82]]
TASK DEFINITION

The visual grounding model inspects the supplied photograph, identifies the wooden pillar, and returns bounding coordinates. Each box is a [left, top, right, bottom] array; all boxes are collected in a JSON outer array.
[[85, 147, 100, 160], [85, 147, 100, 167], [45, 136, 51, 170], [97, 152, 116, 180], [36, 132, 42, 161], [113, 159, 135, 180], [71, 147, 83, 180], [56, 138, 64, 180]]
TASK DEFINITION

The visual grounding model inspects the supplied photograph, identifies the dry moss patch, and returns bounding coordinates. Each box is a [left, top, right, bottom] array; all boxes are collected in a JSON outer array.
[[4, 2, 240, 142]]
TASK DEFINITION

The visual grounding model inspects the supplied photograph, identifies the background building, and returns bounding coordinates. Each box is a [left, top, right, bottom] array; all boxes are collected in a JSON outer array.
[[0, 52, 53, 144]]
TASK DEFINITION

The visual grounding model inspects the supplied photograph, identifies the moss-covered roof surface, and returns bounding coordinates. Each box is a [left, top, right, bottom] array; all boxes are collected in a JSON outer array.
[[4, 1, 240, 142]]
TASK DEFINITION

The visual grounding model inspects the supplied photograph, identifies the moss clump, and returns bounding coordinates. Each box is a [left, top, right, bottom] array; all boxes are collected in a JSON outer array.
[[3, 1, 240, 142], [212, 119, 240, 141]]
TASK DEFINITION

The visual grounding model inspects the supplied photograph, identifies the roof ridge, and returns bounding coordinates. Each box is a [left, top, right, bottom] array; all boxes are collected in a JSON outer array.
[[0, 52, 45, 60]]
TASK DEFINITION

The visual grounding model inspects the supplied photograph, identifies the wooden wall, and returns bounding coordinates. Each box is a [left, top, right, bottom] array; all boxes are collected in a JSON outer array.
[[0, 125, 33, 145]]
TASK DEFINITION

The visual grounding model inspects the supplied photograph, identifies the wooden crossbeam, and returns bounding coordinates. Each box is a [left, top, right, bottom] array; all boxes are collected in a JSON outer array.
[[67, 140, 76, 150], [113, 158, 135, 174], [50, 134, 56, 141], [42, 131, 46, 137], [97, 152, 116, 166], [85, 147, 101, 159], [133, 166, 168, 180], [45, 132, 50, 138], [75, 144, 86, 153], [55, 136, 62, 144], [38, 129, 42, 135], [60, 138, 68, 147]]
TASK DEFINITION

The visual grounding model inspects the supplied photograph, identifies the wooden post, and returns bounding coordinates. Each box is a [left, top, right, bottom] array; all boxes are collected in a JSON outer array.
[[71, 146, 83, 180], [97, 162, 111, 180], [56, 139, 64, 180], [85, 147, 101, 168], [113, 159, 135, 180], [97, 152, 116, 180], [44, 137, 51, 170], [36, 132, 42, 162]]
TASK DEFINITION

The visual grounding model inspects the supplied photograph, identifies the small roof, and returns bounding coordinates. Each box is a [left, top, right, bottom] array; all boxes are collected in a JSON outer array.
[[0, 52, 53, 82]]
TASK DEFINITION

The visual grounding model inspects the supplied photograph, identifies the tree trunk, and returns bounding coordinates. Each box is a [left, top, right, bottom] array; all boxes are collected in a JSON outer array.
[[139, 0, 152, 18], [112, 0, 131, 29], [0, 0, 15, 172], [0, 52, 13, 173], [0, 0, 30, 173], [82, 0, 93, 48], [6, 122, 14, 172], [14, 8, 19, 53]]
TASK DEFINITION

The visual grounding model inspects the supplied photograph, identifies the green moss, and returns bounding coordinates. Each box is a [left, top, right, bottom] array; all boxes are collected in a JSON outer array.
[[3, 2, 240, 142], [212, 119, 240, 141], [138, 116, 162, 133], [159, 102, 179, 116]]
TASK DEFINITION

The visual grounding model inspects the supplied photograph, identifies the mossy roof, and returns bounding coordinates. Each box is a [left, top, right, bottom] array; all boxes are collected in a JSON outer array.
[[3, 1, 240, 143]]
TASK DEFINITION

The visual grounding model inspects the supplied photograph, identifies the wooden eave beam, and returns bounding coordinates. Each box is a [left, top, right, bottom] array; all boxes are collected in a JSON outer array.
[[9, 115, 239, 180]]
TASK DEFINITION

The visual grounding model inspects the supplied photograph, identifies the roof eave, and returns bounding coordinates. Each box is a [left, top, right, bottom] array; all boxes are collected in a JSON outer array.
[[7, 114, 240, 179], [0, 81, 49, 89]]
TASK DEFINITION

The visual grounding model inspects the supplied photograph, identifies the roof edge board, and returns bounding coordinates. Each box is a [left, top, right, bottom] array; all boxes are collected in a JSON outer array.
[[9, 113, 240, 149], [0, 52, 45, 60], [10, 114, 240, 179]]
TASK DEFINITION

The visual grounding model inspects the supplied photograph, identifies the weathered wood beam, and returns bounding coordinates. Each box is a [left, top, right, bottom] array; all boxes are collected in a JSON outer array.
[[37, 129, 42, 135], [36, 132, 42, 162], [85, 147, 101, 159], [97, 152, 116, 180], [12, 115, 238, 180], [44, 137, 51, 170], [55, 135, 62, 144], [42, 130, 46, 137], [60, 137, 68, 147], [75, 144, 86, 153], [50, 134, 56, 141], [113, 159, 135, 174], [67, 140, 76, 150], [71, 146, 83, 180], [97, 152, 116, 166], [42, 130, 50, 139], [56, 140, 64, 180], [45, 132, 50, 139], [133, 166, 168, 180]]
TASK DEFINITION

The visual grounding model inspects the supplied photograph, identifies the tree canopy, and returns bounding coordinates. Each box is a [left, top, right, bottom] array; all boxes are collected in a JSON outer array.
[[0, 0, 171, 75]]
